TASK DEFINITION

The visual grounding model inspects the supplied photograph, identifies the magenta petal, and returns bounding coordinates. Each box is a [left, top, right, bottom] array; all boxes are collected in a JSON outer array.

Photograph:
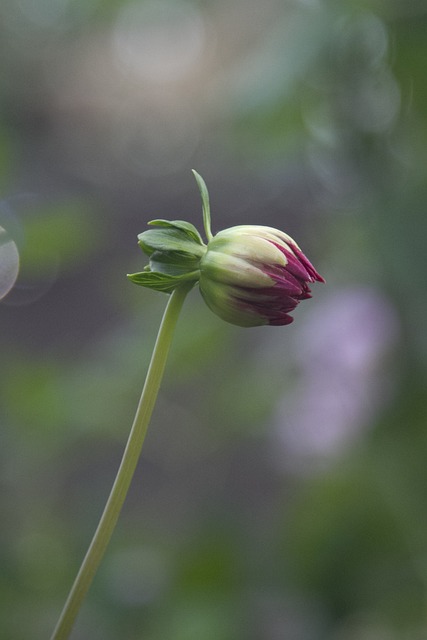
[[299, 291, 312, 300], [285, 253, 311, 281], [268, 313, 294, 326], [292, 246, 325, 283], [266, 269, 304, 296], [270, 242, 312, 281]]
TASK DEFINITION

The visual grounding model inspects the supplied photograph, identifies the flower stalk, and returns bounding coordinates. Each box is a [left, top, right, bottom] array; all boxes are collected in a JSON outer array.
[[50, 283, 192, 640]]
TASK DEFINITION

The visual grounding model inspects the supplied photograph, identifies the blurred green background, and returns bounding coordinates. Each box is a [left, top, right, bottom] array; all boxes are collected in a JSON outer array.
[[1, 0, 427, 638]]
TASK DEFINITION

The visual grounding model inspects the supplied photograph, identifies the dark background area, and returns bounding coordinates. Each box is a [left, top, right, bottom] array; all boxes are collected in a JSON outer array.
[[1, 0, 427, 638]]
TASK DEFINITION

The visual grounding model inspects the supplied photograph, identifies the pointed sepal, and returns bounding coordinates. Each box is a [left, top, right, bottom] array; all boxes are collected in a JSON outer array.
[[127, 269, 199, 294], [128, 219, 206, 294]]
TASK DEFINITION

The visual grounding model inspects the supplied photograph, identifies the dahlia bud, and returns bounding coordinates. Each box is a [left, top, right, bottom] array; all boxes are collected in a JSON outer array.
[[199, 225, 324, 327], [128, 172, 324, 326]]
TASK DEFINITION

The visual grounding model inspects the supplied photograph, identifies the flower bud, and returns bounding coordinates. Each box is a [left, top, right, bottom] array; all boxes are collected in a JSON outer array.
[[128, 172, 324, 327], [199, 225, 324, 327]]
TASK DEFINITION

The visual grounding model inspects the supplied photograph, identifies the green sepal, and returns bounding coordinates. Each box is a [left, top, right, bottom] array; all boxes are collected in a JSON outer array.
[[148, 250, 200, 276], [130, 218, 206, 294], [147, 219, 204, 245], [128, 178, 215, 295], [139, 220, 205, 256], [127, 270, 199, 294], [191, 171, 213, 242], [137, 221, 205, 277]]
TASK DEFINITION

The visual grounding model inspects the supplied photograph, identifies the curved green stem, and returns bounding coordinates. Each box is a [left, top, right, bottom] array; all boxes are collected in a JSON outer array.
[[50, 284, 192, 640]]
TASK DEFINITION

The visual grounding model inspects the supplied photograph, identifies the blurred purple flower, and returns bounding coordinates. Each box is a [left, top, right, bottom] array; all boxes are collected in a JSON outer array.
[[273, 287, 399, 472]]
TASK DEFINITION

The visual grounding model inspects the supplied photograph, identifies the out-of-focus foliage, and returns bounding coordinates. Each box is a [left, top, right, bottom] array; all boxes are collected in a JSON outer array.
[[1, 0, 427, 638]]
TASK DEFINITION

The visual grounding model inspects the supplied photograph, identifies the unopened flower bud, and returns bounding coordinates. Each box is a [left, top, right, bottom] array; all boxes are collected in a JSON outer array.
[[128, 172, 324, 327], [199, 225, 324, 327]]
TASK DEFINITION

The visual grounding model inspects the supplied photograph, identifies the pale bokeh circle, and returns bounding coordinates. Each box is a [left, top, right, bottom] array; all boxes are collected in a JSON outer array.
[[0, 225, 20, 300]]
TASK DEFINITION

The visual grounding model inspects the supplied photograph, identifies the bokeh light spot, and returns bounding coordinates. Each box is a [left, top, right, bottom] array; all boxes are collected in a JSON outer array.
[[0, 226, 20, 301], [113, 0, 206, 84]]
